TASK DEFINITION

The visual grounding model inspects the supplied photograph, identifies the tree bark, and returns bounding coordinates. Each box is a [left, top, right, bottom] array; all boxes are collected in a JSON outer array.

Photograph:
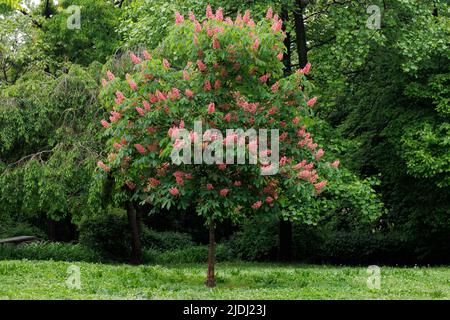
[[281, 7, 292, 75], [293, 0, 308, 68], [278, 219, 293, 262], [126, 202, 142, 265], [205, 221, 216, 287]]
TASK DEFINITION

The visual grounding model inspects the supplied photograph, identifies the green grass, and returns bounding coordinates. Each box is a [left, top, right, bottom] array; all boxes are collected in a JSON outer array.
[[0, 260, 448, 299]]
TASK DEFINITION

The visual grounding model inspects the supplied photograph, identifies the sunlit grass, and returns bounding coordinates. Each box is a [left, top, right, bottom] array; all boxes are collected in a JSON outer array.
[[0, 260, 448, 299]]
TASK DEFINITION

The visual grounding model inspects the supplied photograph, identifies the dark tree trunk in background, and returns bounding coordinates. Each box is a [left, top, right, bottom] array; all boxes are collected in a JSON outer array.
[[281, 7, 292, 75], [294, 0, 308, 68], [205, 221, 216, 287], [278, 219, 293, 262], [278, 6, 294, 263], [126, 202, 142, 265]]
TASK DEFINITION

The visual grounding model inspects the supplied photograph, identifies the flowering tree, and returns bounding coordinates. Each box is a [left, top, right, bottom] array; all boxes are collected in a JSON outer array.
[[97, 5, 340, 287]]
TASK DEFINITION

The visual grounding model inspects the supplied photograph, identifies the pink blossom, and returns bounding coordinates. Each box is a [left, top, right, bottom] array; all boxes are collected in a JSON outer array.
[[101, 79, 107, 87], [175, 12, 184, 24], [126, 181, 136, 190], [214, 79, 221, 89], [168, 126, 179, 138], [243, 10, 251, 23], [101, 119, 109, 128], [220, 188, 230, 197], [225, 17, 233, 25], [212, 37, 220, 49], [97, 161, 110, 172], [134, 144, 146, 154], [266, 7, 273, 19], [314, 180, 327, 193], [279, 132, 288, 141], [331, 160, 340, 168], [277, 52, 283, 61], [207, 102, 215, 113], [171, 87, 181, 99], [218, 163, 227, 170], [149, 178, 160, 187], [215, 8, 223, 21], [106, 70, 115, 81], [252, 38, 259, 51], [175, 175, 184, 186], [315, 148, 325, 160], [307, 97, 317, 107], [297, 170, 311, 180], [302, 62, 311, 74], [266, 196, 274, 204], [204, 80, 212, 91], [143, 50, 151, 60], [109, 111, 121, 123], [162, 58, 170, 69], [130, 53, 141, 64], [156, 89, 166, 101], [136, 107, 145, 116], [142, 100, 151, 111], [207, 183, 214, 190], [189, 131, 198, 143], [233, 181, 242, 187], [115, 91, 125, 104], [127, 78, 137, 91], [185, 89, 194, 98], [259, 73, 270, 83], [197, 60, 207, 72], [206, 4, 214, 19], [113, 142, 122, 150], [183, 69, 190, 80], [194, 20, 202, 32], [235, 14, 243, 25], [251, 201, 262, 210], [271, 19, 282, 32], [235, 75, 242, 81], [223, 113, 232, 122], [293, 116, 300, 125], [169, 187, 179, 196], [188, 11, 196, 21], [271, 81, 279, 93]]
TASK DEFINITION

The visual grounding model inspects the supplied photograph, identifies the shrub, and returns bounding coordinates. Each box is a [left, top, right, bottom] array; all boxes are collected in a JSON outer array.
[[140, 228, 194, 251], [143, 244, 235, 264], [315, 231, 416, 265], [229, 214, 278, 261], [78, 208, 131, 261], [0, 219, 46, 239], [0, 242, 102, 263]]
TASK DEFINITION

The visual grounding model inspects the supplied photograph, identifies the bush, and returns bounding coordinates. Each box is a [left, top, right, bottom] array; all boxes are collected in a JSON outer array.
[[141, 228, 194, 251], [0, 242, 102, 263], [78, 208, 131, 261], [229, 214, 279, 261], [143, 244, 235, 264], [0, 217, 46, 239], [315, 231, 416, 265]]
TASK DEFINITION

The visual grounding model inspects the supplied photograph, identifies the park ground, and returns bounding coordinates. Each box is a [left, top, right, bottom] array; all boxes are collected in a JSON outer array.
[[0, 260, 449, 299]]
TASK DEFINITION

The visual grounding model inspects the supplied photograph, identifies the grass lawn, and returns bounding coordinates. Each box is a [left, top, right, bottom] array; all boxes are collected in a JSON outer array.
[[0, 260, 448, 299]]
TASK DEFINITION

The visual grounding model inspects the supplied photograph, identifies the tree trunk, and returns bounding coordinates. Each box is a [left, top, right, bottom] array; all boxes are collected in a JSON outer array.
[[293, 0, 308, 68], [205, 221, 216, 287], [281, 7, 292, 75], [126, 202, 142, 265], [278, 219, 293, 262]]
